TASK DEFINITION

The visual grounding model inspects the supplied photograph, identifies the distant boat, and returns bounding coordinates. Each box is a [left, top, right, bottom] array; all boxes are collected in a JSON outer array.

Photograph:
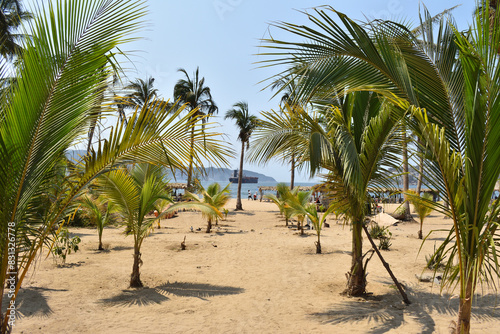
[[229, 169, 258, 183]]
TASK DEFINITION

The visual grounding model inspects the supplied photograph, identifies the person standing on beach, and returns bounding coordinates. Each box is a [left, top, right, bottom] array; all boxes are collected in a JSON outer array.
[[248, 190, 252, 200]]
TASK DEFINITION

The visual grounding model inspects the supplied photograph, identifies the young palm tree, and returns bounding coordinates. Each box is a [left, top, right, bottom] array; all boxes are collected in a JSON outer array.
[[281, 189, 313, 235], [252, 91, 403, 296], [406, 190, 434, 239], [224, 101, 258, 210], [264, 183, 293, 226], [97, 164, 171, 287], [0, 0, 32, 60], [77, 195, 115, 250], [0, 1, 230, 331], [168, 182, 230, 233], [173, 67, 218, 190]]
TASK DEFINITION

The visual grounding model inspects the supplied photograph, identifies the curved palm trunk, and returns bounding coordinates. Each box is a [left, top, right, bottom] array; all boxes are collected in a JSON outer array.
[[456, 278, 474, 333], [290, 152, 295, 189], [347, 221, 366, 296], [130, 247, 143, 288], [236, 141, 245, 210], [416, 139, 424, 195]]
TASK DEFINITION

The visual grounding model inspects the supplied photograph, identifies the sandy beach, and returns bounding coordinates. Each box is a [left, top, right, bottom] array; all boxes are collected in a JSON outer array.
[[13, 199, 499, 333]]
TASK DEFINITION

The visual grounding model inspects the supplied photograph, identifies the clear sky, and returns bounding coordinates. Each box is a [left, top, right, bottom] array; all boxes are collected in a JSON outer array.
[[30, 0, 477, 183]]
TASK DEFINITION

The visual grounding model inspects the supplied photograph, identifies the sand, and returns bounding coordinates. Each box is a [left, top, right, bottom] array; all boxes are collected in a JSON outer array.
[[12, 200, 500, 333]]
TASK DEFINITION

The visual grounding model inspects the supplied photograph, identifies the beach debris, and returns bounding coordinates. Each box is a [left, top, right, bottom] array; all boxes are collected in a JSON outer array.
[[415, 273, 442, 283], [190, 226, 194, 232], [212, 244, 217, 247], [196, 227, 202, 231], [324, 222, 330, 228]]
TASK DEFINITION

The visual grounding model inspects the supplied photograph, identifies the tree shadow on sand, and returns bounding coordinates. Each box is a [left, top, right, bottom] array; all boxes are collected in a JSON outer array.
[[13, 287, 67, 318], [310, 284, 499, 334], [98, 287, 170, 307], [156, 282, 244, 301]]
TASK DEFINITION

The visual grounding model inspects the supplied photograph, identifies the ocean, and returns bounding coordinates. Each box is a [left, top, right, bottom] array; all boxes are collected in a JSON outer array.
[[199, 181, 318, 199]]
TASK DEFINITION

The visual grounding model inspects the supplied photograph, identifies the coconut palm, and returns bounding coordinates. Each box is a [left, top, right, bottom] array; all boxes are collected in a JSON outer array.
[[124, 76, 158, 109], [265, 183, 293, 226], [0, 0, 32, 60], [224, 101, 258, 211], [96, 164, 171, 287], [271, 75, 304, 189], [186, 182, 230, 233], [252, 90, 404, 295], [77, 195, 115, 250], [0, 1, 230, 331], [173, 67, 218, 190], [260, 5, 500, 332], [406, 190, 434, 239], [282, 189, 313, 235]]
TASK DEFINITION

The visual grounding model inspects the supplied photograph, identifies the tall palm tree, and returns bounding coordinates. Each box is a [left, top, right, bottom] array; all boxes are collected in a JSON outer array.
[[260, 5, 500, 333], [0, 1, 230, 331], [271, 75, 303, 189], [0, 0, 32, 60], [173, 67, 218, 190], [124, 76, 158, 109], [96, 164, 171, 287], [224, 101, 258, 210]]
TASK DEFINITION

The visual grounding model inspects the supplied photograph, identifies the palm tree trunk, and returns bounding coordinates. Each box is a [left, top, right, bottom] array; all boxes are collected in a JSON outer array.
[[315, 234, 321, 254], [187, 125, 195, 190], [347, 221, 366, 296], [130, 248, 143, 288], [456, 277, 473, 333], [418, 219, 423, 240], [206, 218, 212, 233], [290, 152, 295, 189], [416, 139, 424, 195], [402, 130, 411, 218], [236, 142, 245, 210], [98, 232, 103, 251]]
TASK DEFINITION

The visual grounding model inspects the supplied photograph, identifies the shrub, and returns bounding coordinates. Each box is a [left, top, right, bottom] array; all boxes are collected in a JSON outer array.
[[51, 227, 81, 265]]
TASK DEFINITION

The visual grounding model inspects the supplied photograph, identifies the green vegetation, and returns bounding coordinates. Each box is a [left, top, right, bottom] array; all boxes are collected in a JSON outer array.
[[51, 227, 81, 266], [406, 190, 434, 239], [260, 3, 500, 332], [0, 1, 230, 331], [77, 195, 115, 250]]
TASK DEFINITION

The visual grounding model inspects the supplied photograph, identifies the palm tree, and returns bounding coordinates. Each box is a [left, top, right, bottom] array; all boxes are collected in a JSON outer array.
[[0, 0, 32, 60], [184, 182, 230, 233], [406, 190, 434, 239], [265, 183, 293, 226], [96, 164, 171, 287], [77, 195, 115, 250], [173, 67, 218, 190], [224, 101, 258, 210], [271, 75, 303, 189], [282, 188, 313, 235], [260, 5, 500, 332], [0, 1, 230, 331], [124, 76, 158, 109], [252, 91, 404, 296]]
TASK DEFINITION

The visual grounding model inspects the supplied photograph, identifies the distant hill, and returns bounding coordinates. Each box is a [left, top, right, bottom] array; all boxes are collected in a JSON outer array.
[[65, 150, 276, 182], [167, 167, 276, 183]]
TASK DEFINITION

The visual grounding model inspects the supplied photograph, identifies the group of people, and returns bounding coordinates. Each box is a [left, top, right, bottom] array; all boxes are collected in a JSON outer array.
[[248, 190, 258, 201]]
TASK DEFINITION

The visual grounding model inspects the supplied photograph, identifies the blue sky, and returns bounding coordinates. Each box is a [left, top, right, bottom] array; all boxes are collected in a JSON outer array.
[[118, 0, 475, 183], [30, 0, 477, 183]]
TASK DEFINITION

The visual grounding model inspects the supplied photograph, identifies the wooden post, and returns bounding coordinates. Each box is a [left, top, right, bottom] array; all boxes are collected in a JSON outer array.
[[363, 225, 411, 305]]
